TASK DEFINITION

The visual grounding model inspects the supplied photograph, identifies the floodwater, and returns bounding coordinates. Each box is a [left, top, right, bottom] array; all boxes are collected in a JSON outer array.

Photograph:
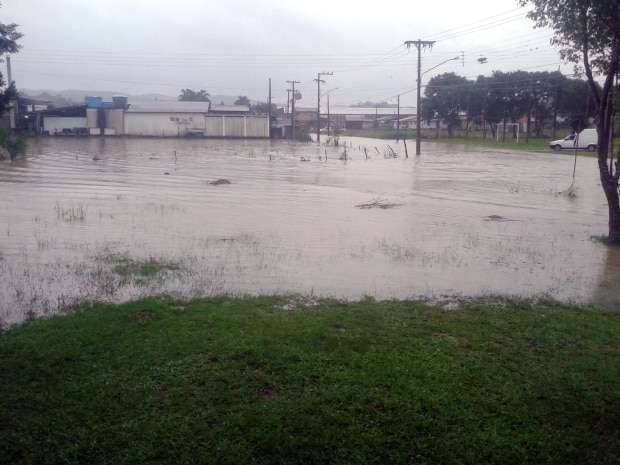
[[1, 136, 619, 324]]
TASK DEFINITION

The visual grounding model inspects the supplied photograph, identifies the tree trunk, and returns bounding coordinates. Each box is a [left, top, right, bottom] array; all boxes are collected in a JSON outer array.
[[590, 36, 620, 244], [598, 158, 620, 244], [598, 111, 620, 244]]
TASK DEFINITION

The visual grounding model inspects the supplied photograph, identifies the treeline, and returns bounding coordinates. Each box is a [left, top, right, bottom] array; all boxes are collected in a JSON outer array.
[[421, 71, 594, 138]]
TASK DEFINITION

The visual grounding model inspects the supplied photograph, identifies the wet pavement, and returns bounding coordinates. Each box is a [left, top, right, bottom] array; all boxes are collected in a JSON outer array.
[[1, 136, 618, 324]]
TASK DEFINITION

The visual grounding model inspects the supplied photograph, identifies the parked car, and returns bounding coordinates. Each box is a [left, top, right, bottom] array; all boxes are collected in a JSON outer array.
[[549, 128, 598, 152]]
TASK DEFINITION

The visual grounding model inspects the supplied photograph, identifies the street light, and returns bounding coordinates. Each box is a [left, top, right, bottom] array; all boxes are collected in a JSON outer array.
[[422, 56, 461, 76], [413, 55, 460, 152], [315, 72, 333, 143]]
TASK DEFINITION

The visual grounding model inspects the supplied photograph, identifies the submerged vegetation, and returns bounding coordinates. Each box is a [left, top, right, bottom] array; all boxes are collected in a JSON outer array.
[[103, 255, 180, 279], [0, 128, 25, 160], [1, 296, 619, 465], [295, 128, 313, 142]]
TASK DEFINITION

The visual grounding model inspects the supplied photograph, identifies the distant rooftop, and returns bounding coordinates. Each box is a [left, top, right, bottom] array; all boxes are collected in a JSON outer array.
[[125, 100, 250, 114], [210, 104, 250, 113], [294, 106, 416, 116], [329, 106, 416, 116], [126, 100, 211, 113]]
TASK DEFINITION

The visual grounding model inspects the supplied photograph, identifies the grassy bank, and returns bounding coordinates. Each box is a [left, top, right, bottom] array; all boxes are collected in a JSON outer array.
[[431, 136, 551, 152], [343, 130, 599, 154], [1, 296, 619, 465]]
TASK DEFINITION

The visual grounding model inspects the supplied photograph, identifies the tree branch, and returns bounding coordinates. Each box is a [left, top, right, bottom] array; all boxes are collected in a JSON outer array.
[[581, 7, 601, 107]]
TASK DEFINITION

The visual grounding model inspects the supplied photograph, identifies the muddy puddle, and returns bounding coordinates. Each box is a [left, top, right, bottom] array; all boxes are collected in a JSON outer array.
[[1, 136, 618, 324]]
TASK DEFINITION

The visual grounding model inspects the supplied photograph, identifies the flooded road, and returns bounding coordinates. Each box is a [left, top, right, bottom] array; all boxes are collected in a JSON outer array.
[[1, 136, 618, 324]]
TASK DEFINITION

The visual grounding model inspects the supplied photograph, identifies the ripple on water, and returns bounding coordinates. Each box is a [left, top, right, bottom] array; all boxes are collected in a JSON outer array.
[[0, 136, 619, 323]]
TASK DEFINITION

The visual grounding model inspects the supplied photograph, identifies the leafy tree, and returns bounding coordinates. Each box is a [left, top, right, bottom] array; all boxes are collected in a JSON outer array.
[[0, 4, 23, 159], [556, 74, 596, 131], [178, 89, 210, 102], [250, 101, 277, 115], [423, 72, 469, 136], [234, 96, 250, 106], [0, 7, 21, 117], [521, 0, 620, 243]]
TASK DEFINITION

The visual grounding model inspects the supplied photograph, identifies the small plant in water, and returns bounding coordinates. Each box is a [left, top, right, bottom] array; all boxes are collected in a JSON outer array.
[[110, 256, 180, 278], [591, 234, 613, 246]]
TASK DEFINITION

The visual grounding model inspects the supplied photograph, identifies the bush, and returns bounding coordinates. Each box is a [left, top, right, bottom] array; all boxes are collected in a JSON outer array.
[[0, 128, 26, 159], [295, 128, 313, 142]]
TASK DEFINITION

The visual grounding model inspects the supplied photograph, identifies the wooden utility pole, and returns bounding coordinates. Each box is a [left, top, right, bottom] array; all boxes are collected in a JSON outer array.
[[526, 79, 533, 144], [286, 89, 291, 115], [552, 80, 560, 140], [267, 78, 272, 139], [327, 93, 331, 137], [315, 72, 333, 143], [396, 94, 400, 140], [6, 55, 12, 86], [405, 39, 435, 156], [286, 80, 300, 140]]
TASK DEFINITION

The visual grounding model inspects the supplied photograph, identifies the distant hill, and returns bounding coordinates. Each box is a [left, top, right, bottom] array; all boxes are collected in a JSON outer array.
[[21, 89, 241, 106], [21, 89, 178, 104]]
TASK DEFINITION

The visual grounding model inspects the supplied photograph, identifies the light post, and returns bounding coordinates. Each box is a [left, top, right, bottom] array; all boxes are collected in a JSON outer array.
[[420, 56, 460, 142], [315, 72, 333, 143], [322, 87, 339, 137]]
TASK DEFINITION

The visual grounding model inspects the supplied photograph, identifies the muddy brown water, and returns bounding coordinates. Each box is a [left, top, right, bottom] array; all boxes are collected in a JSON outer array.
[[1, 136, 618, 324]]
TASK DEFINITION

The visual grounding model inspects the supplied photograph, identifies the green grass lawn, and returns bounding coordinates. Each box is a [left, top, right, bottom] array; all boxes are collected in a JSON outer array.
[[431, 136, 552, 152], [344, 130, 611, 155], [2, 296, 619, 465]]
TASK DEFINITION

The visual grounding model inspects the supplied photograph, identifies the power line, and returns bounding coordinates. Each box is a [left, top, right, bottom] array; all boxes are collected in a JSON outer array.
[[423, 7, 525, 40]]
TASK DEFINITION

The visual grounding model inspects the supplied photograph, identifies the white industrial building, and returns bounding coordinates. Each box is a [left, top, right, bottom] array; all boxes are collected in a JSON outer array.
[[40, 98, 269, 138]]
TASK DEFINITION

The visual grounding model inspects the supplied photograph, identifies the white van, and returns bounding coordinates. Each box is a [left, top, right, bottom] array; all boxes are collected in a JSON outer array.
[[549, 128, 598, 152]]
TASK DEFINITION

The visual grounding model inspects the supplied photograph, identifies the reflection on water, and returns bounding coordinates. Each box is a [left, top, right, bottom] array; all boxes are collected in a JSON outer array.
[[1, 136, 619, 323]]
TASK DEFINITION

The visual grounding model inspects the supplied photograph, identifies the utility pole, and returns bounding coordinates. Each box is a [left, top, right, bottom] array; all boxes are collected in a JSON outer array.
[[526, 78, 533, 144], [6, 55, 12, 86], [396, 94, 400, 139], [315, 71, 333, 143], [405, 39, 435, 155], [552, 72, 561, 140], [267, 78, 272, 139], [286, 89, 291, 115], [286, 80, 300, 140], [327, 93, 331, 137]]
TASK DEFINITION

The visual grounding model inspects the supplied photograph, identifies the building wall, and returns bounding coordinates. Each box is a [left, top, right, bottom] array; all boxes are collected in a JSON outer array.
[[105, 109, 125, 135], [224, 116, 244, 136], [205, 116, 223, 136], [244, 116, 269, 137], [43, 116, 87, 134], [124, 112, 206, 136], [205, 115, 268, 138], [47, 111, 269, 138], [86, 108, 98, 128]]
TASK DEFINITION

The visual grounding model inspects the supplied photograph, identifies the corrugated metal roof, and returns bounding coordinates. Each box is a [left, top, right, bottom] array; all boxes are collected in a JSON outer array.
[[126, 100, 211, 113], [125, 100, 250, 114], [211, 104, 250, 113], [329, 106, 416, 116]]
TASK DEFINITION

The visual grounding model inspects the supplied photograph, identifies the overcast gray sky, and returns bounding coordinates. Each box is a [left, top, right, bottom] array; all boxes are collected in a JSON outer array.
[[3, 0, 565, 107]]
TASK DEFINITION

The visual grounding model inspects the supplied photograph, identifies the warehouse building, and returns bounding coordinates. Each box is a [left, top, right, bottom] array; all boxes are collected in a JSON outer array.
[[39, 97, 269, 138], [41, 106, 88, 135]]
